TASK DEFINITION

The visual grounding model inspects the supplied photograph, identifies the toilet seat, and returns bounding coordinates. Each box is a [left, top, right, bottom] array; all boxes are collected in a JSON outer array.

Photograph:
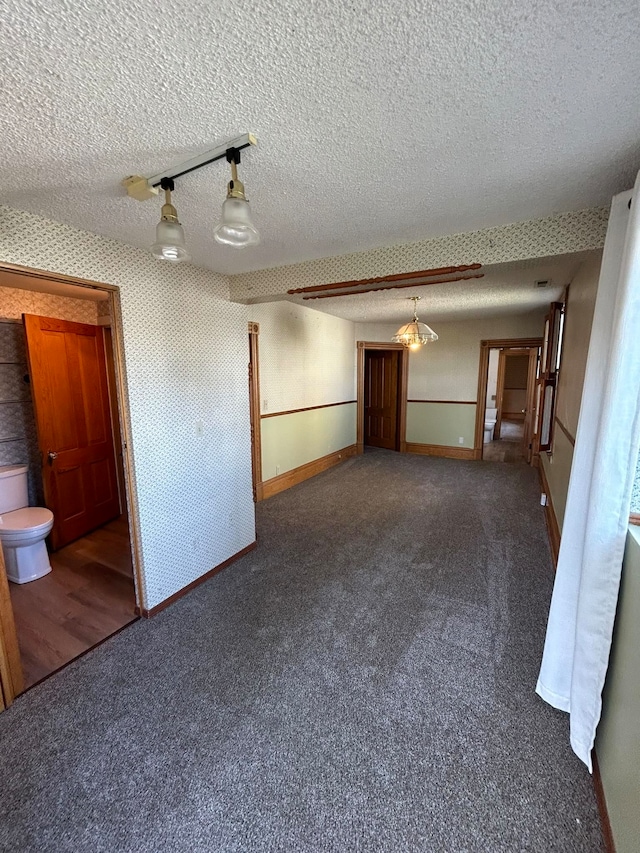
[[0, 507, 54, 536]]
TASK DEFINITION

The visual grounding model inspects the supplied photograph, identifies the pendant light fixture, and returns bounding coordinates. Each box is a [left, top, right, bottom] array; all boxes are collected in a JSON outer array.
[[392, 296, 438, 350], [213, 148, 261, 248], [151, 177, 190, 262]]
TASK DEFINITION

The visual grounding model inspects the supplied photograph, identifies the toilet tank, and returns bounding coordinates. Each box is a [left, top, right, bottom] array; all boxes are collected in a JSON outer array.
[[0, 465, 29, 513], [485, 408, 498, 420]]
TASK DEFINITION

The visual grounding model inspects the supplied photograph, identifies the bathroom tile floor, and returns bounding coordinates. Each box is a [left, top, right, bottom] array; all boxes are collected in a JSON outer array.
[[8, 514, 137, 690]]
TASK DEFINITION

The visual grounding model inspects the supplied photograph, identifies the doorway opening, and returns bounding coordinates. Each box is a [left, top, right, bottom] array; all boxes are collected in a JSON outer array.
[[356, 342, 408, 453], [474, 338, 542, 464], [0, 266, 139, 697]]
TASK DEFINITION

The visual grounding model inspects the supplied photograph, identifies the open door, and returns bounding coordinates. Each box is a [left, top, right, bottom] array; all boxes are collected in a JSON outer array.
[[364, 349, 400, 450], [23, 315, 121, 550]]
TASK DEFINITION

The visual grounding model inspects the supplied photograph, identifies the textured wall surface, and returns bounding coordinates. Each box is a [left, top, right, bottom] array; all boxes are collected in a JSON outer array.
[[0, 284, 98, 323], [0, 206, 255, 610], [232, 209, 608, 297]]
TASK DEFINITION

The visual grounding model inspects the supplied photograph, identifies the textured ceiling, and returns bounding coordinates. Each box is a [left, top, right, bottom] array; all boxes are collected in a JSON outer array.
[[280, 253, 593, 323], [1, 0, 639, 276]]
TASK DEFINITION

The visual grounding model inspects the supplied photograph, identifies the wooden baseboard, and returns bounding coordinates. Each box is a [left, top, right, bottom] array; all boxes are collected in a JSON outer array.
[[592, 750, 616, 853], [538, 462, 560, 567], [262, 444, 358, 500], [136, 541, 257, 617], [406, 442, 475, 460]]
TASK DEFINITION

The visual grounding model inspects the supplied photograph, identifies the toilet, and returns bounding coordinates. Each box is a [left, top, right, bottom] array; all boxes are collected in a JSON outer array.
[[0, 465, 54, 584], [484, 408, 498, 444]]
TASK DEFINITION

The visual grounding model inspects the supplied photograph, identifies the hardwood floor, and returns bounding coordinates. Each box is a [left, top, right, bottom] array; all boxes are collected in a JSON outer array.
[[8, 515, 137, 690], [483, 419, 525, 462]]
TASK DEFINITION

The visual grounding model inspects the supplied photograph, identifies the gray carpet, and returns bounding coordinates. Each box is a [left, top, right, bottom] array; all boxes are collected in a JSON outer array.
[[0, 450, 604, 852]]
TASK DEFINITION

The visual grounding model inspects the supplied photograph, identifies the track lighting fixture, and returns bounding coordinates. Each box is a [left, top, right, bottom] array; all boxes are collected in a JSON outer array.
[[122, 133, 261, 259], [392, 296, 438, 350], [214, 149, 261, 248], [151, 178, 190, 263]]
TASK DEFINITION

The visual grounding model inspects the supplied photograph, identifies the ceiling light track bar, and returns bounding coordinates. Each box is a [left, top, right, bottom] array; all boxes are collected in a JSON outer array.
[[146, 133, 257, 187]]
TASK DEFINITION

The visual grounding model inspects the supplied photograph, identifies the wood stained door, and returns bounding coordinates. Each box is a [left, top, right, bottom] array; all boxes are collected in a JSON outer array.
[[364, 349, 399, 450], [23, 315, 121, 549]]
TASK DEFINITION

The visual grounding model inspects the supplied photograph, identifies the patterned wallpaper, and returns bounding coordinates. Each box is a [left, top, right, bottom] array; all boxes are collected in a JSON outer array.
[[230, 207, 610, 299], [0, 205, 255, 610], [0, 284, 98, 323]]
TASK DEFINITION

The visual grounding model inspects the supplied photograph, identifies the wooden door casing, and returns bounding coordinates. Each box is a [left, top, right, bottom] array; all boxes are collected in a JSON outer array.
[[24, 314, 121, 550], [364, 349, 400, 450]]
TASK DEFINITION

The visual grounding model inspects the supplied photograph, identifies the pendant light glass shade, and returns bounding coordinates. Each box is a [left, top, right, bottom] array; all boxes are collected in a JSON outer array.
[[392, 297, 438, 349], [151, 178, 190, 263], [152, 219, 190, 262], [214, 196, 261, 248]]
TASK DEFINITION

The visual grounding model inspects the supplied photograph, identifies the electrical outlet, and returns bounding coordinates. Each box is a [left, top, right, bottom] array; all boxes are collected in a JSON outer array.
[[263, 399, 268, 412], [275, 464, 280, 475], [195, 420, 204, 437], [458, 436, 464, 445]]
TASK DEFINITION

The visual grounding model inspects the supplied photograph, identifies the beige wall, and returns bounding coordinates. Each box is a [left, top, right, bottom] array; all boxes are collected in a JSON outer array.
[[357, 312, 545, 447], [597, 527, 640, 853], [540, 251, 602, 527], [250, 301, 356, 479]]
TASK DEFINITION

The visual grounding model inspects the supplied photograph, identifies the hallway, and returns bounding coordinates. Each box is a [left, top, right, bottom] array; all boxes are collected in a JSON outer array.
[[0, 452, 604, 852]]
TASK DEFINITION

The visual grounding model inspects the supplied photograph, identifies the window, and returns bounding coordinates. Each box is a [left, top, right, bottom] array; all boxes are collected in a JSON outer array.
[[537, 301, 565, 452]]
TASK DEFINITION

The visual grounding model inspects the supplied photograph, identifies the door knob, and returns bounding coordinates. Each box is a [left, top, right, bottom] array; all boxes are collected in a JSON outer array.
[[47, 451, 58, 464]]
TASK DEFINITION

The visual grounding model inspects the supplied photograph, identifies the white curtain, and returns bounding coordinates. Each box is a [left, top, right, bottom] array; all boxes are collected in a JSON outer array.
[[536, 171, 640, 771]]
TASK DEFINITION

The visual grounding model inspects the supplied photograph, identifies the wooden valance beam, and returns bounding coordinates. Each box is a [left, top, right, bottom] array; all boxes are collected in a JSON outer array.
[[303, 272, 484, 299], [288, 263, 482, 295]]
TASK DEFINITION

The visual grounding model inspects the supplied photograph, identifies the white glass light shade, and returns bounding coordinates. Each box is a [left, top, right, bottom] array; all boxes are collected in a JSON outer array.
[[151, 220, 190, 262], [392, 321, 438, 348], [214, 197, 261, 248]]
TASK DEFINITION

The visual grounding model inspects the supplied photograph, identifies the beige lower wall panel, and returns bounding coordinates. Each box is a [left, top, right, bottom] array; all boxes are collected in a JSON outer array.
[[540, 429, 574, 532], [406, 402, 477, 448], [261, 404, 357, 481], [597, 527, 640, 853]]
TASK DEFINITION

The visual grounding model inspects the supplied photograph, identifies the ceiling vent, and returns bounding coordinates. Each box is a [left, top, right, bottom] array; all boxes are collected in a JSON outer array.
[[535, 279, 551, 288]]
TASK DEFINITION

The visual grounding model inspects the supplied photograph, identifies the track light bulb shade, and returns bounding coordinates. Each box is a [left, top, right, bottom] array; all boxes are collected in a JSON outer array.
[[152, 219, 190, 262], [214, 197, 260, 248]]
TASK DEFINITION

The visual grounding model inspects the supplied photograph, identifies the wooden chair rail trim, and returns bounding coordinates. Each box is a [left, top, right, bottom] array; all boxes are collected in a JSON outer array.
[[303, 272, 484, 300], [407, 399, 477, 405], [287, 263, 482, 295], [261, 400, 357, 419], [554, 416, 576, 447]]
